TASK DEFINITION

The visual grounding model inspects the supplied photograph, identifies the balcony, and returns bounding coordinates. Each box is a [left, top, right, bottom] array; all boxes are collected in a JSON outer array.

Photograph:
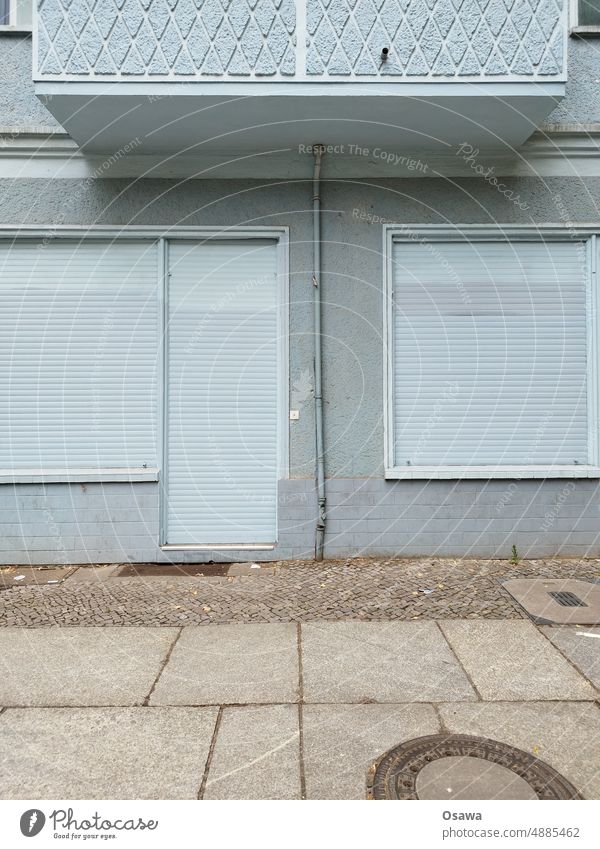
[[33, 0, 567, 163]]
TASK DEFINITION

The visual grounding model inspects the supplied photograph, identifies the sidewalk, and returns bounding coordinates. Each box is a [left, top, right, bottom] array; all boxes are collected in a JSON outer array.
[[0, 620, 598, 799]]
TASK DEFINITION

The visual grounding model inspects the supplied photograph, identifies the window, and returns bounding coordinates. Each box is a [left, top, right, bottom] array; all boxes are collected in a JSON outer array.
[[385, 228, 600, 478], [573, 0, 600, 30], [0, 0, 32, 31], [0, 240, 158, 472]]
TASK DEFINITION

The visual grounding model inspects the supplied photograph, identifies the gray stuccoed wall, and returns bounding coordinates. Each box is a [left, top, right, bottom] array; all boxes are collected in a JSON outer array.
[[1, 30, 600, 562], [0, 175, 600, 562], [0, 35, 62, 127], [542, 35, 600, 126]]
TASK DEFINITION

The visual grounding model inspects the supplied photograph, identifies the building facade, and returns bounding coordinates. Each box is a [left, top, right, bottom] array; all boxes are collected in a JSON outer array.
[[1, 1, 600, 564]]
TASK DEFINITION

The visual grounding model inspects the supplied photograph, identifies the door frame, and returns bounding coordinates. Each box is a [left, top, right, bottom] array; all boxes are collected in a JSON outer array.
[[157, 228, 289, 548]]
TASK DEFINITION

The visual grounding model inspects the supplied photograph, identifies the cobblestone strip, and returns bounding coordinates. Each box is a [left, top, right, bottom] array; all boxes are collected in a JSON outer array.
[[0, 559, 598, 627]]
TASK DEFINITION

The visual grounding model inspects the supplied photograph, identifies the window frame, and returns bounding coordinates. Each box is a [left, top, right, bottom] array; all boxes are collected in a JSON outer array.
[[0, 0, 31, 32], [383, 224, 600, 480], [570, 0, 600, 36]]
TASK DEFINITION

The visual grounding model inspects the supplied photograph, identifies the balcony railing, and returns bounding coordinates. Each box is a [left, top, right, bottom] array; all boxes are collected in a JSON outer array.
[[35, 0, 566, 82]]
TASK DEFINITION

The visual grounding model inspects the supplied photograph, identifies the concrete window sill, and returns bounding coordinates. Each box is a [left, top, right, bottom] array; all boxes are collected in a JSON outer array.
[[571, 26, 600, 37], [0, 468, 159, 484], [384, 466, 600, 480]]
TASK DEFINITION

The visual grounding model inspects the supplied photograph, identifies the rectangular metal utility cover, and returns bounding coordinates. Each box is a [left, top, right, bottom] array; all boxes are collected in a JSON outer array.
[[164, 240, 279, 546]]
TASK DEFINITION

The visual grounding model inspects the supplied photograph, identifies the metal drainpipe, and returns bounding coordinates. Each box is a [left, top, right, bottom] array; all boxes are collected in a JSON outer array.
[[312, 144, 326, 561]]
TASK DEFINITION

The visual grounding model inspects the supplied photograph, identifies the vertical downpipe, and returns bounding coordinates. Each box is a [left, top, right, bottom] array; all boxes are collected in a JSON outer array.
[[313, 144, 326, 561]]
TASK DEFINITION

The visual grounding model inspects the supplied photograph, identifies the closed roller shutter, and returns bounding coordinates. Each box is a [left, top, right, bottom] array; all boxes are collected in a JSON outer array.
[[392, 239, 588, 466], [0, 239, 158, 469], [165, 239, 279, 545]]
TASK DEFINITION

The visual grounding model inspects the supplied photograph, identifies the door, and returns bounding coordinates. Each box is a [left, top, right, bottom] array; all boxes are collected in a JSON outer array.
[[163, 239, 280, 546]]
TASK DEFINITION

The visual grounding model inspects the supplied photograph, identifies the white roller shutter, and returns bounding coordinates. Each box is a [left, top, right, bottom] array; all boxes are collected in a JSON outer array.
[[0, 239, 158, 469], [391, 239, 588, 467], [165, 239, 279, 545]]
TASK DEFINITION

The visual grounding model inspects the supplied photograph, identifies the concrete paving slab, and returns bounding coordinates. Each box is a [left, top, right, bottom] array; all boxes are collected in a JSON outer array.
[[203, 705, 300, 799], [541, 627, 600, 689], [439, 621, 596, 701], [227, 563, 270, 577], [303, 704, 440, 799], [0, 627, 177, 706], [0, 565, 76, 589], [150, 624, 298, 705], [0, 707, 218, 799], [503, 578, 600, 625], [115, 563, 229, 579], [68, 564, 121, 582], [439, 702, 600, 800], [301, 622, 477, 703]]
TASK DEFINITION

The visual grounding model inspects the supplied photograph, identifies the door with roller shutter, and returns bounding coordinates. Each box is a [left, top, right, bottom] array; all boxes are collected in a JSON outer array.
[[163, 239, 280, 547]]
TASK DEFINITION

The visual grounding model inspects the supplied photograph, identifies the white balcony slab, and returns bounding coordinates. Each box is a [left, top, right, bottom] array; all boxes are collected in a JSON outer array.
[[34, 81, 564, 159]]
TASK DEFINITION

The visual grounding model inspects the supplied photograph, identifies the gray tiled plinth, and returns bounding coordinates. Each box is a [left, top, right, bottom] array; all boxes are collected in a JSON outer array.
[[303, 704, 440, 800], [0, 707, 218, 799], [0, 627, 177, 706], [439, 702, 600, 800], [541, 627, 600, 689], [439, 621, 596, 701], [204, 705, 300, 800], [301, 622, 477, 703], [150, 624, 298, 705]]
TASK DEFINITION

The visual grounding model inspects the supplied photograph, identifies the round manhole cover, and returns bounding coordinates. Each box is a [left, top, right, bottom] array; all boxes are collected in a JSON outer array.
[[367, 735, 581, 800]]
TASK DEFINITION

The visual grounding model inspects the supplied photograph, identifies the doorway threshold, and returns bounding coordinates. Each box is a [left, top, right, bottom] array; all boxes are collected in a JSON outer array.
[[160, 543, 277, 552]]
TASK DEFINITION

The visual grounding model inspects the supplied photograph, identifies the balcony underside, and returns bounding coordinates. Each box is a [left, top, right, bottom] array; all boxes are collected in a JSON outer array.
[[35, 81, 564, 170]]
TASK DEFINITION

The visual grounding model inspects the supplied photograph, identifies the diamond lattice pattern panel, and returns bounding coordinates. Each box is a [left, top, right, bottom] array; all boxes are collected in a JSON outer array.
[[37, 0, 297, 77], [306, 0, 564, 77]]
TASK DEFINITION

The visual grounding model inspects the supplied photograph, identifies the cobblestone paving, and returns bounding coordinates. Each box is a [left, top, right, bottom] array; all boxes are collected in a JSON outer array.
[[0, 558, 599, 626]]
